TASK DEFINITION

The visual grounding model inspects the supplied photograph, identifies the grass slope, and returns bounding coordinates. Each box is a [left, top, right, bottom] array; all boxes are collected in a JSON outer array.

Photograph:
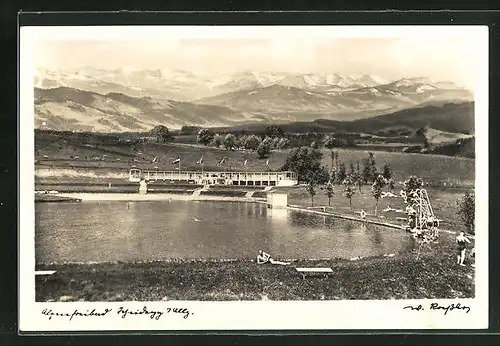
[[35, 87, 243, 131], [35, 132, 475, 187], [217, 101, 474, 135]]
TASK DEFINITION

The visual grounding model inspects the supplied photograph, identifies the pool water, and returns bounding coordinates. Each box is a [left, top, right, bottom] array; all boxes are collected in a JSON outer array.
[[35, 200, 415, 263]]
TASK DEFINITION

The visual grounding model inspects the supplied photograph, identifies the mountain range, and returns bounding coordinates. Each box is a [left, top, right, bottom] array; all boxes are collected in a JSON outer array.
[[33, 67, 474, 132], [35, 67, 396, 102]]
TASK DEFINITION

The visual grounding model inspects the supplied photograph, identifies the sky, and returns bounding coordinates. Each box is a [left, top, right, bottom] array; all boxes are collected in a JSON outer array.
[[34, 35, 481, 89]]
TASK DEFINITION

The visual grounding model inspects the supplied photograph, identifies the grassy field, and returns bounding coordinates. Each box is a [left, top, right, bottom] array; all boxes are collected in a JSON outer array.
[[35, 229, 475, 301], [36, 133, 475, 187]]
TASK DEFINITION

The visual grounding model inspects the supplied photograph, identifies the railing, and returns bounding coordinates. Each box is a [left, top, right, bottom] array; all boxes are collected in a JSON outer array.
[[128, 169, 298, 185]]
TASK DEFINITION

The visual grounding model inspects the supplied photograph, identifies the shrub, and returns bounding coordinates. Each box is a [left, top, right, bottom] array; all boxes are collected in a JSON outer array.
[[456, 191, 475, 233]]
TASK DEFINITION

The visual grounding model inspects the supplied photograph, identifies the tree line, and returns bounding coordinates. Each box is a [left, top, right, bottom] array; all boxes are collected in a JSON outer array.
[[281, 147, 395, 212], [196, 125, 363, 157], [197, 126, 290, 159], [281, 146, 475, 234]]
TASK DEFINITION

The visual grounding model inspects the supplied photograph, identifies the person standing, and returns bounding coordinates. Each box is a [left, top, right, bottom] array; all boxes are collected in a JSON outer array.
[[456, 231, 471, 266]]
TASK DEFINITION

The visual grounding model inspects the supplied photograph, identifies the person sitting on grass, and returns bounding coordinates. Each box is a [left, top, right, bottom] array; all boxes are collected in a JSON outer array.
[[257, 250, 290, 266], [456, 231, 471, 266]]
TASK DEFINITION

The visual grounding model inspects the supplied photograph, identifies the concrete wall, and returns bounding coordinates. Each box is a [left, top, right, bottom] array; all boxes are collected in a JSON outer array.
[[267, 192, 288, 209]]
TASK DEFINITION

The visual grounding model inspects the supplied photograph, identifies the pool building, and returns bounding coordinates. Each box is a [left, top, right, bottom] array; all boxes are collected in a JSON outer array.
[[129, 168, 298, 187]]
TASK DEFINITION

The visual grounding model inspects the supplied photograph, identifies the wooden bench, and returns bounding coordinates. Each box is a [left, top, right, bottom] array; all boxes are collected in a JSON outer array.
[[295, 267, 333, 280], [35, 270, 56, 276]]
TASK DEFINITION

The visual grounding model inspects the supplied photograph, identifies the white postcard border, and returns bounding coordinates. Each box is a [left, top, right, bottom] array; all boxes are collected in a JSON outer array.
[[19, 25, 489, 332]]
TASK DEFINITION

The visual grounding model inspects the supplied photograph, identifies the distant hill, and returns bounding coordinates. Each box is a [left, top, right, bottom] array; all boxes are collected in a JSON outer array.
[[424, 126, 474, 146], [34, 86, 390, 132], [216, 101, 474, 135], [34, 80, 474, 133], [194, 78, 473, 118], [194, 84, 354, 113], [340, 101, 474, 134], [34, 87, 245, 132]]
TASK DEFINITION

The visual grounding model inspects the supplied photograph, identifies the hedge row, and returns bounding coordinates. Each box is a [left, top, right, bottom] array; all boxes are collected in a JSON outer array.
[[36, 186, 138, 193], [252, 192, 268, 199], [209, 185, 267, 190], [147, 190, 194, 195]]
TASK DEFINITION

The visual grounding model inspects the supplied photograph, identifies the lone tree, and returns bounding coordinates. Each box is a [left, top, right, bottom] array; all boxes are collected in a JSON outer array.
[[402, 175, 424, 203], [356, 161, 363, 192], [362, 152, 377, 184], [336, 162, 347, 185], [324, 180, 335, 207], [368, 152, 376, 172], [387, 177, 395, 191], [223, 134, 237, 151], [262, 136, 274, 148], [330, 169, 337, 187], [371, 174, 387, 215], [416, 127, 429, 148], [266, 125, 284, 138], [324, 136, 337, 150], [343, 174, 356, 211], [257, 141, 272, 159], [330, 150, 335, 169], [382, 163, 394, 191], [361, 158, 371, 184], [457, 191, 475, 234], [281, 147, 329, 184], [382, 163, 392, 179], [150, 125, 172, 143], [196, 129, 214, 146], [244, 135, 261, 150], [306, 181, 317, 207], [276, 137, 290, 150]]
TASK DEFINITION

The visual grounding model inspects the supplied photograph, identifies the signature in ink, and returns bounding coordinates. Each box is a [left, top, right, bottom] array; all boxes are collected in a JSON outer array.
[[403, 302, 471, 315]]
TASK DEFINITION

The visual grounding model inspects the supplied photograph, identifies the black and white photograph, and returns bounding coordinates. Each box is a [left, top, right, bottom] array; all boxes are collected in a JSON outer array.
[[19, 25, 488, 331]]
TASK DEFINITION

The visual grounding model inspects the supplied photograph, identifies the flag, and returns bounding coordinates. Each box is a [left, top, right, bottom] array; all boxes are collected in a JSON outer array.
[[266, 159, 269, 166], [196, 157, 203, 164], [243, 159, 247, 166], [218, 157, 226, 165], [172, 157, 181, 164], [152, 157, 158, 163]]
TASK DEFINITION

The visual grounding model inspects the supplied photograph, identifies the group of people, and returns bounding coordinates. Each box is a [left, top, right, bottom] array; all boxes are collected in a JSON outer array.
[[255, 206, 473, 267]]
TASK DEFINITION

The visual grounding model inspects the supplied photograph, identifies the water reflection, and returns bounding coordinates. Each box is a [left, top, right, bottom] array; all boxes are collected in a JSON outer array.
[[268, 208, 288, 222], [35, 201, 414, 263]]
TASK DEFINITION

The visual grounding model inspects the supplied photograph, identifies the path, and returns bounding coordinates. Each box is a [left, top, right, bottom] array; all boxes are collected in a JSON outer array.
[[57, 192, 258, 203], [192, 185, 210, 197]]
